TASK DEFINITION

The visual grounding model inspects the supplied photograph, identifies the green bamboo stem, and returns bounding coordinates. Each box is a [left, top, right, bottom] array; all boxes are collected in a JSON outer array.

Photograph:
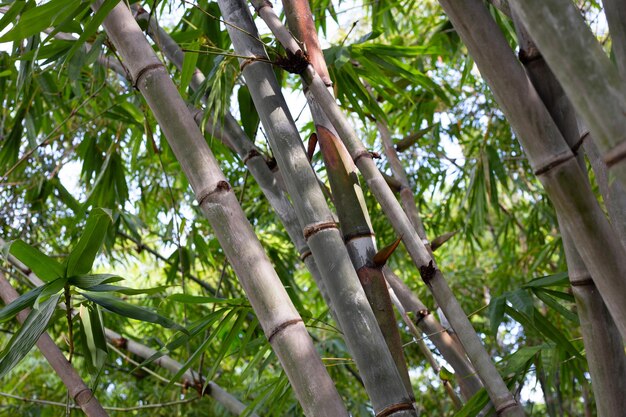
[[280, 0, 413, 399], [512, 20, 626, 416], [437, 0, 626, 344], [217, 1, 416, 415], [250, 3, 524, 415], [508, 0, 626, 190], [93, 2, 348, 416], [0, 273, 109, 417]]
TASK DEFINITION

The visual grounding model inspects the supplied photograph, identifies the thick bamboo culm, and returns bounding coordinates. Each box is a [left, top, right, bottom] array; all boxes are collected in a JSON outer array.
[[0, 273, 109, 417], [508, 0, 626, 190], [217, 1, 417, 415], [250, 3, 525, 416], [437, 0, 626, 343], [92, 2, 348, 416], [512, 18, 626, 416]]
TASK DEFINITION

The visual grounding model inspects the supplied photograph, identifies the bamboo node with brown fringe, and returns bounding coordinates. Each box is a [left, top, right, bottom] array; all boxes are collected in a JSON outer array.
[[133, 62, 165, 89], [303, 221, 339, 240], [375, 401, 415, 417], [419, 260, 436, 284], [197, 181, 232, 206]]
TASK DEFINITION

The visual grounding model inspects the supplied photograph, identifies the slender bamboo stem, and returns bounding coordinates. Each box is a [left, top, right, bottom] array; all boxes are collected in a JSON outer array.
[[93, 2, 348, 416], [508, 0, 626, 189], [218, 1, 417, 414], [0, 273, 109, 417], [280, 0, 414, 400], [437, 0, 626, 343], [104, 329, 257, 416], [250, 3, 525, 415], [385, 269, 484, 400], [512, 19, 626, 416]]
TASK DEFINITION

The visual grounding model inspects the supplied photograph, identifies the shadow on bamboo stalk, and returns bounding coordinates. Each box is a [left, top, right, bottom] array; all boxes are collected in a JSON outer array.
[[92, 2, 349, 416]]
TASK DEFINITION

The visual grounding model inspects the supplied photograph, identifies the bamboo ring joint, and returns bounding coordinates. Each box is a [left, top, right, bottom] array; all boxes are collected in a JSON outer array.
[[303, 221, 339, 240], [533, 153, 574, 176], [267, 318, 303, 343], [495, 399, 519, 415], [133, 62, 165, 89], [197, 181, 232, 206], [604, 140, 626, 168], [375, 401, 415, 417]]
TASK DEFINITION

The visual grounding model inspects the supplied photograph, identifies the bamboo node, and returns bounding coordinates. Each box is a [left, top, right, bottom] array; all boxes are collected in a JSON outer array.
[[495, 399, 519, 415], [570, 277, 594, 287], [274, 49, 310, 74], [603, 140, 626, 168], [299, 249, 312, 261], [252, 0, 273, 13], [414, 309, 431, 326], [533, 153, 574, 176], [419, 260, 436, 284], [240, 55, 265, 72], [303, 220, 339, 240], [242, 148, 262, 164], [197, 181, 232, 206], [352, 149, 374, 164], [375, 401, 415, 417], [73, 388, 95, 405], [112, 336, 128, 350], [133, 62, 165, 89], [267, 318, 303, 343]]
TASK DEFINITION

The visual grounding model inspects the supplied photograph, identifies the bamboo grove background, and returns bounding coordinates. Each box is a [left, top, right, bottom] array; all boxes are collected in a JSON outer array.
[[0, 0, 625, 416]]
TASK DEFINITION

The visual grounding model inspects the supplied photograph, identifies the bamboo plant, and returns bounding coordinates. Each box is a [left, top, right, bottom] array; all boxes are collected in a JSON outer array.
[[216, 1, 417, 414], [437, 0, 626, 343], [0, 273, 109, 417], [508, 0, 626, 190], [249, 3, 526, 415], [92, 2, 348, 416], [512, 18, 626, 416]]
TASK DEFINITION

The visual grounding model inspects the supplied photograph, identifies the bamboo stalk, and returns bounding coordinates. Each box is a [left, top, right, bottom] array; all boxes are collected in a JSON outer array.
[[512, 19, 626, 416], [602, 0, 626, 78], [437, 0, 626, 343], [0, 273, 109, 417], [250, 3, 525, 415], [92, 2, 348, 416], [385, 270, 484, 400], [217, 1, 416, 415], [280, 0, 414, 399], [508, 0, 626, 189]]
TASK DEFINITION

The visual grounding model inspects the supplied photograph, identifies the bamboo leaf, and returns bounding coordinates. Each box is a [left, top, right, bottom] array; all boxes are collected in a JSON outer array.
[[532, 288, 578, 323], [79, 303, 108, 374], [0, 0, 81, 42], [180, 40, 199, 98], [9, 240, 64, 282], [0, 278, 66, 323], [523, 272, 569, 288], [0, 294, 61, 379], [65, 208, 113, 276], [81, 292, 186, 333], [488, 295, 506, 337], [68, 274, 124, 289]]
